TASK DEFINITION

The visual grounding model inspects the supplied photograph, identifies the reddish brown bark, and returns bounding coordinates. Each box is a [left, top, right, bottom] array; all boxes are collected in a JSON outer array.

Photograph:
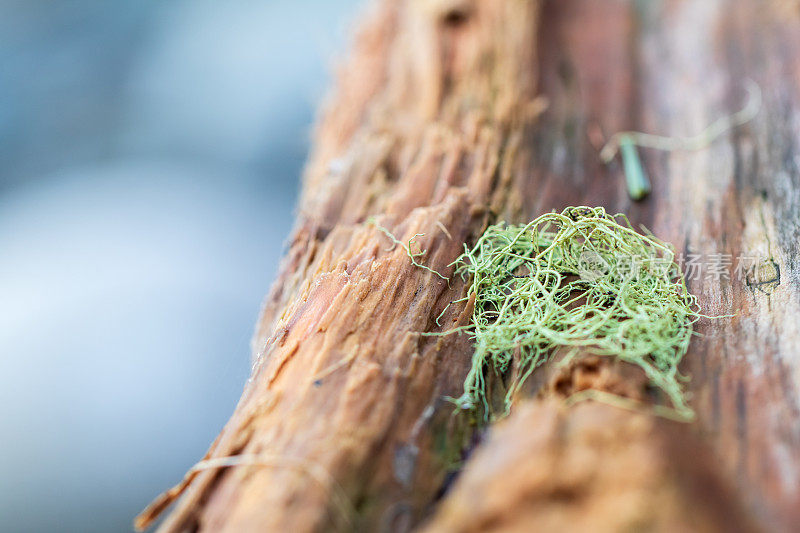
[[138, 0, 800, 531]]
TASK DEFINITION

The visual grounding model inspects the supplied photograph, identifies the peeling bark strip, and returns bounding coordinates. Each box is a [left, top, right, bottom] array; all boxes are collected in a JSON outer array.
[[138, 0, 800, 531]]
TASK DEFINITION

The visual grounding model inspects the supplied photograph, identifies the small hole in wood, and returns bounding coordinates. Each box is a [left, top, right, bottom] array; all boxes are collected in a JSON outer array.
[[442, 9, 468, 27]]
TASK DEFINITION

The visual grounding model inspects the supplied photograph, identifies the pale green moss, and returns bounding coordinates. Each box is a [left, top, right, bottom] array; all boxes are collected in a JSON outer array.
[[448, 206, 702, 421], [374, 207, 704, 422]]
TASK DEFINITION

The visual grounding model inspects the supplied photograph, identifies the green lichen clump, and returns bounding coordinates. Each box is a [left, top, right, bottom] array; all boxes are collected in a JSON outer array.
[[450, 206, 701, 421]]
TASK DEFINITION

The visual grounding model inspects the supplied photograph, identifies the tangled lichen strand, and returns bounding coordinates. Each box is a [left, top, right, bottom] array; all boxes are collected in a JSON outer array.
[[451, 206, 702, 421]]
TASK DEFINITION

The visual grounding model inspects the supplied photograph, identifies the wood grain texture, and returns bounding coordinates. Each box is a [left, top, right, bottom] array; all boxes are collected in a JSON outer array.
[[138, 1, 542, 531], [137, 0, 800, 531]]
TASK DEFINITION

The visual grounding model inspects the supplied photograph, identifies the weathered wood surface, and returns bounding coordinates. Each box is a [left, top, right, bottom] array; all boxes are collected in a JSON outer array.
[[423, 399, 755, 533], [138, 0, 800, 531]]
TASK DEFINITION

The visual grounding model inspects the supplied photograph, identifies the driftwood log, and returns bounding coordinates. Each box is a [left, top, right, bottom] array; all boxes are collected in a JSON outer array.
[[137, 0, 800, 531]]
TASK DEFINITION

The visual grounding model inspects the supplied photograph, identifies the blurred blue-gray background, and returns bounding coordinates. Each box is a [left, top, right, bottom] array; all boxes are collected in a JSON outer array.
[[0, 1, 360, 531]]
